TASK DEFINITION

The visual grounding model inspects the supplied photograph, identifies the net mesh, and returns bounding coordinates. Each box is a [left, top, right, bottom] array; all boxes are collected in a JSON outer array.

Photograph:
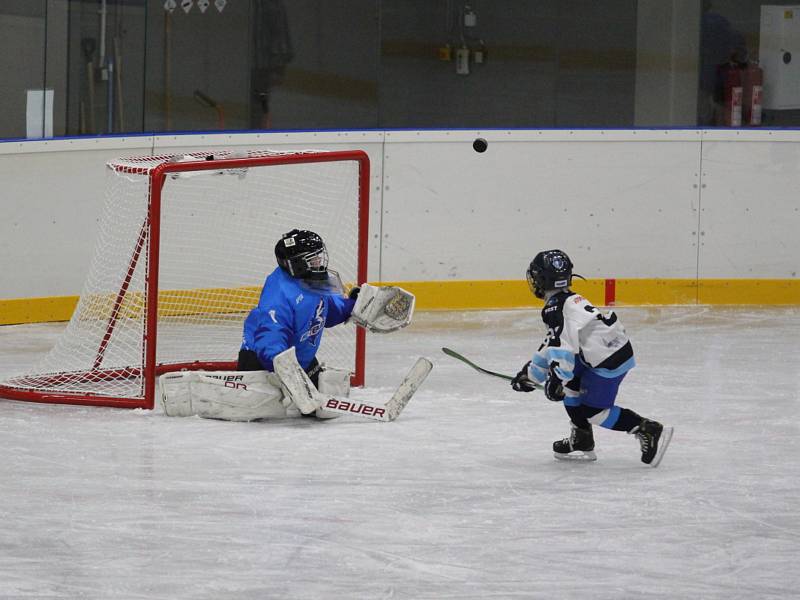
[[1, 150, 364, 404]]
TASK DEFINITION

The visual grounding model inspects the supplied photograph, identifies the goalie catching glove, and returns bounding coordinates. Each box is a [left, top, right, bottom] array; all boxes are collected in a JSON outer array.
[[350, 283, 415, 333]]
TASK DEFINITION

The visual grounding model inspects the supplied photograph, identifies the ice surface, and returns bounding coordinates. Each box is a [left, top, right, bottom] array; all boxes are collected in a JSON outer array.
[[0, 306, 798, 599]]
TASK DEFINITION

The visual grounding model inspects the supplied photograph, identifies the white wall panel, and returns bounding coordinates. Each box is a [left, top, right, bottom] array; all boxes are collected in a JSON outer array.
[[0, 137, 155, 298], [150, 131, 387, 284], [699, 137, 800, 278], [380, 130, 702, 280], [0, 129, 797, 301], [0, 133, 385, 299]]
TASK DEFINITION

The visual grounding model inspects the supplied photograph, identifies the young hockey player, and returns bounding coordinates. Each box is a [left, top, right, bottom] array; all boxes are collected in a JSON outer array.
[[159, 228, 417, 421], [237, 228, 357, 387], [510, 249, 673, 467]]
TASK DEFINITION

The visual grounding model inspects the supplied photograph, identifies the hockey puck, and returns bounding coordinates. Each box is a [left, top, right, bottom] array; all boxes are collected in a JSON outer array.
[[473, 138, 488, 153]]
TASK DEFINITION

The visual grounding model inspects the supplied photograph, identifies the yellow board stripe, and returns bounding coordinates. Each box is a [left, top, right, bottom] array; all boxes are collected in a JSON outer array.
[[0, 296, 79, 325], [385, 279, 800, 309], [696, 279, 800, 305], [1, 278, 799, 325]]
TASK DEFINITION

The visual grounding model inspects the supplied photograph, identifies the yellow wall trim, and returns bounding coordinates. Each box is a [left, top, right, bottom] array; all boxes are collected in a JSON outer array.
[[1, 278, 798, 325], [381, 278, 800, 310], [1, 296, 79, 325]]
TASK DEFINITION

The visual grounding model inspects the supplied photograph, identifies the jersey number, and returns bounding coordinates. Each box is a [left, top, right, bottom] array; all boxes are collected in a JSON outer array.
[[584, 304, 617, 326]]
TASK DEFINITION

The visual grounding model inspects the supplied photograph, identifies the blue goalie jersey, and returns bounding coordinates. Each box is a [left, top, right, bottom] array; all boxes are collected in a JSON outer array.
[[241, 267, 356, 371]]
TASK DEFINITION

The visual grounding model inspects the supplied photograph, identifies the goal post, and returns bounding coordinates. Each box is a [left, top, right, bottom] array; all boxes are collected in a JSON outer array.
[[0, 149, 370, 409]]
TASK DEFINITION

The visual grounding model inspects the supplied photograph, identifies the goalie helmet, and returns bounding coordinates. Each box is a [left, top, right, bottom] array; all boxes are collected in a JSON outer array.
[[527, 249, 574, 299], [275, 229, 329, 280]]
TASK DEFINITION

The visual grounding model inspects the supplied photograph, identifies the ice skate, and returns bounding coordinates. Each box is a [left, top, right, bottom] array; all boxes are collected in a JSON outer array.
[[553, 424, 597, 461], [632, 419, 673, 467]]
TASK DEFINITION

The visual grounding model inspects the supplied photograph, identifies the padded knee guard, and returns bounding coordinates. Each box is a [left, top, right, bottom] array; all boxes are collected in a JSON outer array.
[[313, 366, 352, 419]]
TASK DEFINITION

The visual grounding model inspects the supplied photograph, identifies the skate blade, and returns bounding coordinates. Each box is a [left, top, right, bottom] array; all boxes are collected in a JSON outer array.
[[554, 450, 597, 462], [649, 426, 674, 468]]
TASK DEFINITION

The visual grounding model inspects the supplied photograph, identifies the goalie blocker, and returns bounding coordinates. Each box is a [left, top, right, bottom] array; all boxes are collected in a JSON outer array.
[[159, 347, 432, 423]]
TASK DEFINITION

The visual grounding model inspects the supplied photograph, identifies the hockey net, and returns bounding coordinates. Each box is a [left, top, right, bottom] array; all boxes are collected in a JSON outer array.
[[0, 149, 369, 409]]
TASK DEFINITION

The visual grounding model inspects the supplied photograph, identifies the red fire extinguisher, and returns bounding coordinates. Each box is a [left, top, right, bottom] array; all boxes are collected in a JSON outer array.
[[719, 62, 743, 127], [742, 62, 763, 126]]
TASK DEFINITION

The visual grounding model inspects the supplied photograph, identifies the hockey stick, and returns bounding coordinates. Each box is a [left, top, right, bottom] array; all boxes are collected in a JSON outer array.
[[275, 348, 432, 422], [441, 347, 514, 380], [319, 357, 432, 421], [441, 347, 543, 389]]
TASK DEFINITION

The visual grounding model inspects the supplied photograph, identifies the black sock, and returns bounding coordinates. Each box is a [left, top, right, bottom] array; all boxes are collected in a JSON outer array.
[[611, 408, 643, 432], [566, 404, 602, 430]]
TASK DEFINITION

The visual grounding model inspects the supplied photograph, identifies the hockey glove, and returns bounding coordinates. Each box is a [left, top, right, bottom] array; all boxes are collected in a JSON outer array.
[[544, 364, 565, 402], [511, 361, 537, 393], [348, 286, 360, 300]]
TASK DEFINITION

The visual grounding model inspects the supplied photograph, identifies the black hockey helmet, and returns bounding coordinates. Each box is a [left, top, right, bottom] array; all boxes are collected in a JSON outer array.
[[526, 249, 574, 299], [275, 229, 329, 280]]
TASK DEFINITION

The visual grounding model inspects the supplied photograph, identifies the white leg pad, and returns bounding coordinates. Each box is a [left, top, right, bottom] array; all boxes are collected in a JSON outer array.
[[273, 347, 324, 414], [191, 371, 286, 421], [159, 372, 194, 417], [159, 370, 286, 421], [314, 366, 352, 419]]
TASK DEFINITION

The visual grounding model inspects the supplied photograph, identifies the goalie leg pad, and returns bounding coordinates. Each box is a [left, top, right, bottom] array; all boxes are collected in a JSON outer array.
[[350, 284, 415, 333], [158, 371, 286, 421], [273, 347, 324, 414], [159, 372, 194, 417], [314, 366, 352, 419], [191, 371, 286, 421]]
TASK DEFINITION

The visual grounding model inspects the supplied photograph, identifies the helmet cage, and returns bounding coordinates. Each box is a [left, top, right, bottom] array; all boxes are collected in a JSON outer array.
[[275, 229, 329, 280], [288, 246, 329, 280]]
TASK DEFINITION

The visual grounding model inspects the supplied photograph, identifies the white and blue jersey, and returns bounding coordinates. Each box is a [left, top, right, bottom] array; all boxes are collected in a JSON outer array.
[[241, 267, 355, 371], [527, 291, 635, 391]]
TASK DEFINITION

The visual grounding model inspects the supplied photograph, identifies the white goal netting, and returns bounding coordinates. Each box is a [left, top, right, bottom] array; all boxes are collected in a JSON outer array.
[[0, 149, 368, 407]]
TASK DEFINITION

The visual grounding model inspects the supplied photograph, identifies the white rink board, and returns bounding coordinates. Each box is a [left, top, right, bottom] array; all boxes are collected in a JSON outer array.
[[0, 133, 386, 299], [0, 139, 155, 299], [380, 132, 701, 280], [1, 129, 799, 299], [698, 139, 800, 279], [148, 132, 388, 289]]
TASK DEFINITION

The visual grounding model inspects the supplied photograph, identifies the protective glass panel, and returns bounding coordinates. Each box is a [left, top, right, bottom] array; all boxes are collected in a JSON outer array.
[[3, 0, 800, 139]]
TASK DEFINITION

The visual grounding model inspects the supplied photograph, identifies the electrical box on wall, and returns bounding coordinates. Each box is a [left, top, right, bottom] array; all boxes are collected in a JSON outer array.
[[759, 5, 800, 109]]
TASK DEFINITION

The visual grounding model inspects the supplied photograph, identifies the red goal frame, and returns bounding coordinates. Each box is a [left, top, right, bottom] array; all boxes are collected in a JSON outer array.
[[0, 150, 370, 410]]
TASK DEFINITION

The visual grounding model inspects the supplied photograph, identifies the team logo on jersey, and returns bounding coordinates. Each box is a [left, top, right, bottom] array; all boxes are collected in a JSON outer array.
[[300, 299, 325, 346]]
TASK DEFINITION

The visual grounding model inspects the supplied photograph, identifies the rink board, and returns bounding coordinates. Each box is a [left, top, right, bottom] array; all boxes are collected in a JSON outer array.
[[3, 277, 799, 325]]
